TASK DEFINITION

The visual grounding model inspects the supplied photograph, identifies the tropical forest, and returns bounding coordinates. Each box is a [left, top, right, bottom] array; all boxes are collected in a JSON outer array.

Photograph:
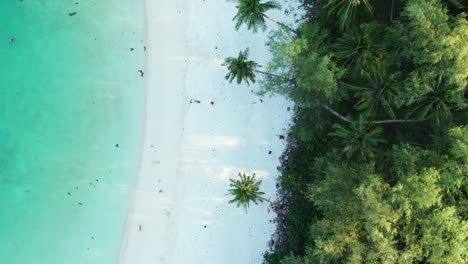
[[225, 0, 468, 263]]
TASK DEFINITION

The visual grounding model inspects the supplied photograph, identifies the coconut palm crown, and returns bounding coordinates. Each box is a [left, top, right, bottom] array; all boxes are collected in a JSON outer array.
[[228, 172, 267, 209], [233, 0, 281, 32], [329, 116, 386, 161], [223, 48, 260, 85]]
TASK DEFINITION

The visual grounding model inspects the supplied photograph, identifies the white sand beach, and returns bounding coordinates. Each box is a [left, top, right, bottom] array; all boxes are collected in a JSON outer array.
[[119, 0, 297, 263]]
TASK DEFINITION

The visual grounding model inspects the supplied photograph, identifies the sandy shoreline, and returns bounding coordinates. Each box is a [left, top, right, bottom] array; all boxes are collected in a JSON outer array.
[[119, 1, 295, 263]]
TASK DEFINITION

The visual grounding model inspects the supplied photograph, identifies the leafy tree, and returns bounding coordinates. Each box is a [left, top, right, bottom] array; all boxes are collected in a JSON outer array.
[[228, 172, 274, 209], [302, 160, 468, 264], [233, 0, 298, 34], [307, 164, 399, 263], [389, 0, 468, 98], [447, 126, 468, 163]]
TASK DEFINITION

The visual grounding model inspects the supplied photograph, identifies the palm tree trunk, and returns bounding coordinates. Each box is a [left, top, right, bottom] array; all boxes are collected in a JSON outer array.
[[320, 103, 352, 123], [263, 14, 299, 35], [258, 196, 275, 206], [254, 69, 295, 83], [390, 0, 395, 22], [254, 69, 281, 79], [320, 102, 426, 124]]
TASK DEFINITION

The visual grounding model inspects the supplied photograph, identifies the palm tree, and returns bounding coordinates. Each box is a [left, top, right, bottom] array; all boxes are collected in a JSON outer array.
[[324, 0, 373, 31], [346, 67, 399, 119], [333, 24, 383, 75], [407, 75, 464, 124], [223, 48, 259, 85], [233, 0, 298, 34], [228, 172, 274, 209], [223, 48, 285, 85], [329, 116, 386, 161]]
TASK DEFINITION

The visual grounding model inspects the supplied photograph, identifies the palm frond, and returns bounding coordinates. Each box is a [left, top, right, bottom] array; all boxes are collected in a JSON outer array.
[[223, 48, 260, 85], [233, 0, 281, 32]]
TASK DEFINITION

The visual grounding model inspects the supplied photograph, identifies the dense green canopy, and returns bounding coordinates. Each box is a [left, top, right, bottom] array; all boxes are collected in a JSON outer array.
[[226, 0, 467, 263], [259, 0, 468, 263]]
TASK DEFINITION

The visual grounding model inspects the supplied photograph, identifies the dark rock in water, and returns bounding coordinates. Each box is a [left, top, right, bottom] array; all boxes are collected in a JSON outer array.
[[68, 12, 77, 16]]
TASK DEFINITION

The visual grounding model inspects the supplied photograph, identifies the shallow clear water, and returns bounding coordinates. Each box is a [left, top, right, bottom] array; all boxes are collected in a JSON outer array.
[[0, 1, 145, 263]]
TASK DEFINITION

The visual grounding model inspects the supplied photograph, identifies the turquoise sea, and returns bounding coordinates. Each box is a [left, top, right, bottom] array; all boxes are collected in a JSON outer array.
[[0, 1, 145, 263]]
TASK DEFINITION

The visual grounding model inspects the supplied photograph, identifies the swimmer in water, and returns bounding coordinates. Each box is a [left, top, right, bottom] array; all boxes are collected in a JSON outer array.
[[8, 38, 14, 43]]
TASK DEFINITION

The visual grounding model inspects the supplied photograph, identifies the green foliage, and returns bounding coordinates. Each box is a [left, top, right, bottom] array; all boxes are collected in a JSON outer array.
[[232, 0, 468, 263], [259, 27, 301, 96], [308, 164, 399, 263], [303, 161, 468, 263], [261, 23, 332, 97], [388, 0, 468, 118], [448, 126, 468, 163], [233, 0, 280, 32], [263, 252, 284, 264], [295, 53, 344, 104], [228, 172, 266, 209], [389, 168, 468, 263], [223, 48, 259, 85], [279, 254, 310, 264]]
